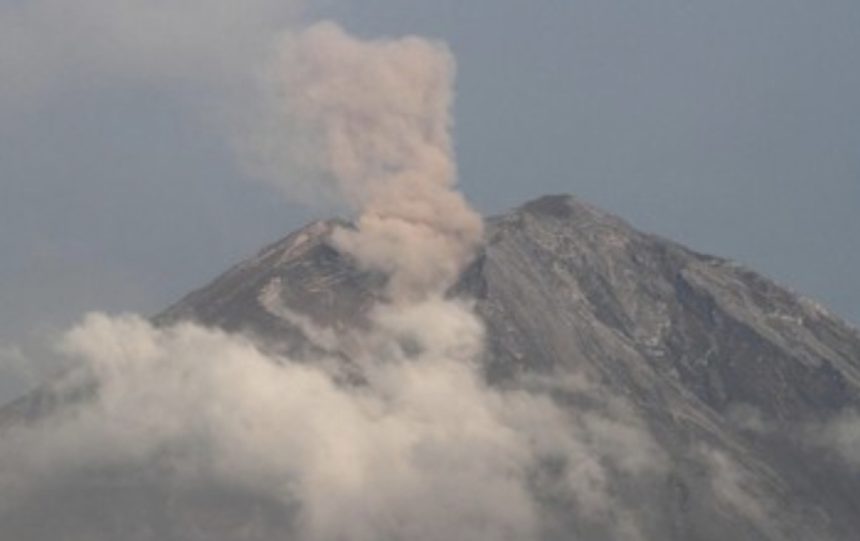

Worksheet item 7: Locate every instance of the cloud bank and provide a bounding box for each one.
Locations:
[0,306,665,540]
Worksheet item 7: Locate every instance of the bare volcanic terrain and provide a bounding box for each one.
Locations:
[3,194,860,541]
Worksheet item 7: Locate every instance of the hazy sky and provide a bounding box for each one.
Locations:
[1,0,858,401]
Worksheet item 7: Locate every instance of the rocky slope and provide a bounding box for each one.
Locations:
[3,194,860,540]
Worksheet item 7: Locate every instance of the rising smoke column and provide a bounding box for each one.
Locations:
[256,22,484,300]
[0,17,668,541]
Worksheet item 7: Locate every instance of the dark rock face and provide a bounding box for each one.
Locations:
[4,194,860,540]
[467,196,860,540]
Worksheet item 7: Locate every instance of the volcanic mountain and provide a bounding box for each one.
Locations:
[2,194,859,540]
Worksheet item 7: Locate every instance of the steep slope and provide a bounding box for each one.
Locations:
[3,194,859,540]
[466,196,860,539]
[157,194,860,540]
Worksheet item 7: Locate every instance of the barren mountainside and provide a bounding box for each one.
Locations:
[3,194,860,540]
[157,194,860,540]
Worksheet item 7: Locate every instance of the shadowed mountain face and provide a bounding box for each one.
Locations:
[3,195,860,540]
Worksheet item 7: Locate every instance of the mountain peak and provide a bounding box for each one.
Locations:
[158,194,860,417]
[4,193,860,540]
[520,193,610,221]
[152,193,860,539]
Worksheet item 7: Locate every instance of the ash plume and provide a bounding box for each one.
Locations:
[248,22,484,300]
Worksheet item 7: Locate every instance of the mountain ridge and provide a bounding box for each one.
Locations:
[151,193,860,539]
[2,193,859,541]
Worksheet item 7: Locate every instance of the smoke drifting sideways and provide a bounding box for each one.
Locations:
[0,0,301,111]
[0,18,664,541]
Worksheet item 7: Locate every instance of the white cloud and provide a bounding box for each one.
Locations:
[700,446,770,525]
[818,408,860,470]
[0,344,34,395]
[0,310,536,540]
[0,303,667,540]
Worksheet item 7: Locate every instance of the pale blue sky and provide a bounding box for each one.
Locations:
[1,0,858,400]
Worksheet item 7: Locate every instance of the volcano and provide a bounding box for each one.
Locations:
[2,194,859,541]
